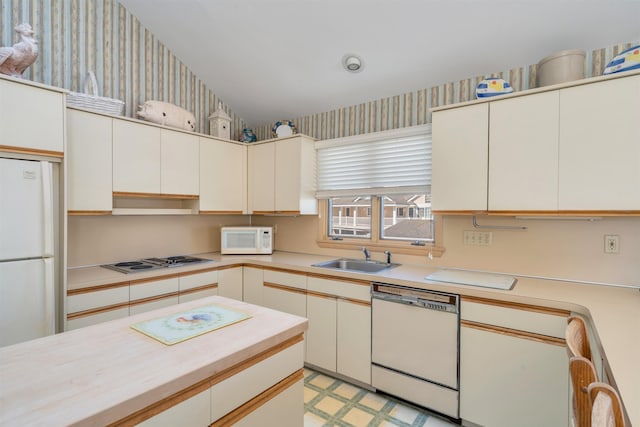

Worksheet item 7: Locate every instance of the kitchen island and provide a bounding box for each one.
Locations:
[0,296,308,426]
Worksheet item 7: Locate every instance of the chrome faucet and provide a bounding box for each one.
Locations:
[384,250,392,265]
[362,247,371,261]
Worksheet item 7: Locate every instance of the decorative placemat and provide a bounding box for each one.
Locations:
[131,304,251,345]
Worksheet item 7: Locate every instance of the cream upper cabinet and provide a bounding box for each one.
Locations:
[160,129,199,196]
[431,103,489,212]
[0,77,64,155]
[274,136,317,214]
[432,72,640,214]
[66,109,113,213]
[488,91,560,211]
[248,135,317,215]
[248,142,276,213]
[112,119,161,194]
[200,138,247,213]
[558,74,640,210]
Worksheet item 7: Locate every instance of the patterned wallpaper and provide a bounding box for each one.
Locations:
[1,2,636,142]
[1,0,247,138]
[253,41,639,141]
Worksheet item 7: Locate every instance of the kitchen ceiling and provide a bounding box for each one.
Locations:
[118,0,639,128]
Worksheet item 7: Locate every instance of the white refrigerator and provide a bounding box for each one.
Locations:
[0,158,56,347]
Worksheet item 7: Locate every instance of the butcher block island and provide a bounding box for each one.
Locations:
[0,296,308,426]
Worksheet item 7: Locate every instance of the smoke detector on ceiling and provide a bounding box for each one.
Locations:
[343,54,364,73]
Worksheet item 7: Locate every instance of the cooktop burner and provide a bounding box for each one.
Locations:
[101,255,214,274]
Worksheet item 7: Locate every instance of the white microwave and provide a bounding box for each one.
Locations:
[221,226,273,255]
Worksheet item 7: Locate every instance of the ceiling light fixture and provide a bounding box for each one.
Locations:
[342,54,364,73]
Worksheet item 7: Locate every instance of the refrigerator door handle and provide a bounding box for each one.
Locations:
[40,162,54,257]
[43,257,55,335]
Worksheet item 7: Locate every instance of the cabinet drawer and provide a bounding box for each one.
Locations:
[263,270,306,290]
[130,295,179,315]
[179,270,218,291]
[66,307,129,330]
[67,286,129,313]
[179,288,218,303]
[307,276,369,302]
[211,340,304,422]
[461,299,567,338]
[130,277,179,301]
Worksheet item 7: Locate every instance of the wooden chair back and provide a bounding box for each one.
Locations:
[567,315,592,360]
[570,356,598,427]
[588,382,625,427]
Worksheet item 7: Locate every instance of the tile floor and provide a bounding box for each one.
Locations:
[304,369,458,427]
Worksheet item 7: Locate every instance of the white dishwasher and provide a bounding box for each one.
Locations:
[371,282,460,419]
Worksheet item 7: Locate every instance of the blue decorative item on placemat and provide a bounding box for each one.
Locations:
[476,78,514,99]
[239,128,257,143]
[603,45,640,75]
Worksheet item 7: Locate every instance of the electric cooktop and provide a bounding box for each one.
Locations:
[101,255,214,274]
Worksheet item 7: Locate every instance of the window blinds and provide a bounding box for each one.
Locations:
[316,124,431,198]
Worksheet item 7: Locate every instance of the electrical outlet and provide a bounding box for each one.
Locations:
[464,230,492,246]
[604,235,619,254]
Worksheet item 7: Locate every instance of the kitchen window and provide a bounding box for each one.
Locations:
[316,125,443,256]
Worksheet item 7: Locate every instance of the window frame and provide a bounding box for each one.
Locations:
[317,198,445,257]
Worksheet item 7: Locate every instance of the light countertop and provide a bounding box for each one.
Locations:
[67,251,640,425]
[0,296,308,426]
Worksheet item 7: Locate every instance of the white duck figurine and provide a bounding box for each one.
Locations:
[0,23,39,78]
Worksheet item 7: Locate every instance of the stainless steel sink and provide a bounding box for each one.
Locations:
[312,258,399,273]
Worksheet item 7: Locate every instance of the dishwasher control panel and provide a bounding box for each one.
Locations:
[371,282,459,314]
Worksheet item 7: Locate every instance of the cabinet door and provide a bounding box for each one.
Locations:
[218,267,243,300]
[431,104,489,211]
[559,75,640,210]
[337,299,371,384]
[248,143,275,213]
[66,109,113,212]
[262,285,306,318]
[112,119,161,193]
[160,129,199,196]
[66,307,129,331]
[0,79,64,154]
[242,267,264,305]
[489,91,559,211]
[306,294,337,371]
[230,379,303,427]
[460,325,569,427]
[274,137,318,214]
[200,138,247,213]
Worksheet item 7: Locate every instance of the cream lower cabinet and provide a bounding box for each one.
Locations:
[199,138,247,214]
[137,389,211,427]
[66,284,130,331]
[306,276,371,384]
[248,135,317,215]
[242,267,264,305]
[66,108,113,213]
[139,338,304,427]
[178,269,218,303]
[129,276,180,315]
[0,76,64,155]
[218,267,243,300]
[261,270,307,318]
[459,299,569,427]
[306,293,337,371]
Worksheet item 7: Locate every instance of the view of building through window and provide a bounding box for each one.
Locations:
[328,194,434,242]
